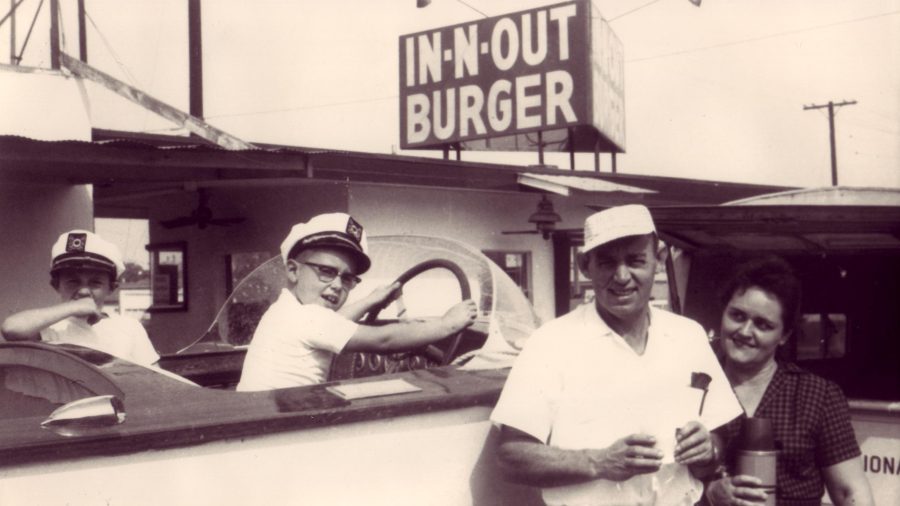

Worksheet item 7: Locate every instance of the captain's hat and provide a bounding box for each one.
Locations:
[280,213,371,274]
[50,230,125,278]
[582,204,656,254]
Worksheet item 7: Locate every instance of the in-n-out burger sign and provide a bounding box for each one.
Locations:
[399,0,624,152]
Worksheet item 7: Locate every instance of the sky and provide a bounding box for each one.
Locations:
[95,217,149,268]
[3,0,899,191]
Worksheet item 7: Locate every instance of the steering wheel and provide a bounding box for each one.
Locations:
[364,258,471,366]
[328,258,472,381]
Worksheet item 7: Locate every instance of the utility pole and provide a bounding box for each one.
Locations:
[77,0,86,62]
[803,100,857,186]
[49,0,59,69]
[188,0,203,120]
[9,0,16,64]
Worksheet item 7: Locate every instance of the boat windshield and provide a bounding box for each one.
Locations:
[179,235,540,367]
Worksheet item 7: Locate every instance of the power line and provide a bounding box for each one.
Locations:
[628,9,900,63]
[609,0,664,22]
[857,105,900,124]
[206,95,398,120]
[842,120,900,137]
[455,0,487,18]
[14,0,45,65]
[852,151,900,162]
[0,0,28,30]
[179,6,899,124]
[84,11,142,88]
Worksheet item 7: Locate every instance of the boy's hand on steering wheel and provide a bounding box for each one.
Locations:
[368,282,402,306]
[442,299,477,333]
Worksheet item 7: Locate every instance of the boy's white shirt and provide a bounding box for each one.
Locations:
[236,288,358,391]
[41,314,159,366]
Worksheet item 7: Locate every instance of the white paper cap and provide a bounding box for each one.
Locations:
[583,204,656,254]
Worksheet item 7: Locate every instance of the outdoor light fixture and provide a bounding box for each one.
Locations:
[528,195,562,240]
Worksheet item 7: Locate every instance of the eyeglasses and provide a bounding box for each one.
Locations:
[296,261,361,289]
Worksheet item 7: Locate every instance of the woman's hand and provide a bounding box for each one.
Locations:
[705,475,768,505]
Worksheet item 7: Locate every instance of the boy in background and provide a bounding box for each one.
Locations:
[1,230,159,366]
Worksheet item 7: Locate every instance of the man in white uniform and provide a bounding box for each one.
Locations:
[1,230,159,366]
[237,212,477,391]
[491,204,742,506]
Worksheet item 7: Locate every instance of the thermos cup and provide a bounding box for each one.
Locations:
[736,417,778,506]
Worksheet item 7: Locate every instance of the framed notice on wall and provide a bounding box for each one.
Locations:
[146,242,187,312]
[483,250,532,301]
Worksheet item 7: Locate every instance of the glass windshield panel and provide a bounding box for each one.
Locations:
[182,236,540,357]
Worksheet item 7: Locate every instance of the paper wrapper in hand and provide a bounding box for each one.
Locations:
[638,385,703,463]
[637,386,706,463]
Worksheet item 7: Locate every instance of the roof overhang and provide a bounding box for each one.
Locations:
[517,173,656,197]
[650,204,900,253]
[0,133,791,206]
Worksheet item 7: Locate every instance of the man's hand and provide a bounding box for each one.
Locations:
[590,434,663,481]
[705,475,767,505]
[496,427,661,488]
[441,299,477,333]
[674,421,714,466]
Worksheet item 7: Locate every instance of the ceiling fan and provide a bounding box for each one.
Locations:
[160,189,246,229]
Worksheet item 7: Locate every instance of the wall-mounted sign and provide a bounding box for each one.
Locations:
[852,418,900,506]
[146,242,188,312]
[399,0,624,153]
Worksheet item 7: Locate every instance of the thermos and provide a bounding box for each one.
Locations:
[735,417,778,506]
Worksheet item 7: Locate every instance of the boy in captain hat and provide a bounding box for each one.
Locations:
[237,212,477,391]
[1,230,160,366]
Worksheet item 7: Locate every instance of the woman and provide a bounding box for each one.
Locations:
[706,257,873,506]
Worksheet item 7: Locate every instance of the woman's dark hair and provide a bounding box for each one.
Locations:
[719,255,803,336]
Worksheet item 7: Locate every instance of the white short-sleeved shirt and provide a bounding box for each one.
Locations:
[236,289,359,391]
[491,304,742,506]
[41,314,159,366]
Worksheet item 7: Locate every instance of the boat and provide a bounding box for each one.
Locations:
[0,236,544,505]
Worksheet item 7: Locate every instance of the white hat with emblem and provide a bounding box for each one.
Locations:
[280,212,371,274]
[50,230,126,278]
[582,204,656,254]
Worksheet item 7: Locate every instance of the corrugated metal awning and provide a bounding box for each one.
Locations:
[0,133,792,206]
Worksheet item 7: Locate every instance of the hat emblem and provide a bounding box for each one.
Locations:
[345,217,363,243]
[66,233,87,253]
